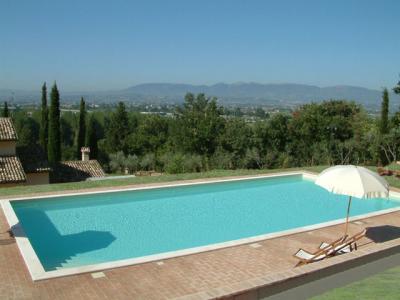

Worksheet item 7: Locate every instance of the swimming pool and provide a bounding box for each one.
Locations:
[3,172,400,280]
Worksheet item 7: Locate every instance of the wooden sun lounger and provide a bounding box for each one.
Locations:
[293,248,329,266]
[340,229,366,251]
[293,235,347,266]
[319,241,351,254]
[294,229,366,266]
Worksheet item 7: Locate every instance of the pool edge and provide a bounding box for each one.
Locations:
[2,170,308,202]
[2,171,400,281]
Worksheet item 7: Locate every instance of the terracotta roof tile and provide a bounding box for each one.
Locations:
[0,118,18,141]
[62,160,105,177]
[53,160,105,183]
[0,156,26,184]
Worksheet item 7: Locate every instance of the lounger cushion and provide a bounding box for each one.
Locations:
[294,249,326,261]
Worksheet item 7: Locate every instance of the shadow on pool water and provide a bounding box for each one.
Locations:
[12,209,116,271]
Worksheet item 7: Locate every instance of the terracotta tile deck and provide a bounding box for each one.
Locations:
[1,177,400,299]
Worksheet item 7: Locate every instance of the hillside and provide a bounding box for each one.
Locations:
[1,83,399,110]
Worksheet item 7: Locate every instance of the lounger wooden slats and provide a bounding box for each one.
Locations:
[294,229,366,266]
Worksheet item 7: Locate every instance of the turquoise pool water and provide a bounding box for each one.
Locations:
[11,175,400,271]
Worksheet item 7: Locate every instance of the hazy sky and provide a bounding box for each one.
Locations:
[1,0,399,91]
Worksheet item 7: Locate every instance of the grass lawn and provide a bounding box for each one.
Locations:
[311,265,400,300]
[1,165,399,198]
[0,166,329,198]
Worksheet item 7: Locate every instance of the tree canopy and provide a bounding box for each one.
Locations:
[2,101,9,117]
[39,82,48,155]
[106,101,130,153]
[171,93,224,158]
[12,77,400,175]
[76,97,86,158]
[86,114,98,159]
[48,83,61,163]
[380,88,389,135]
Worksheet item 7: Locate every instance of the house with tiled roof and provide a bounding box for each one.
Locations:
[0,156,26,186]
[52,147,105,183]
[0,117,50,186]
[0,117,105,186]
[0,118,27,186]
[0,117,18,155]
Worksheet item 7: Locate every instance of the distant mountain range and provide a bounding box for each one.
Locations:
[1,83,399,110]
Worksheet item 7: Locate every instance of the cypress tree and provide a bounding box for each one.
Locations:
[76,97,86,159]
[48,83,61,163]
[106,102,129,153]
[380,88,389,135]
[86,114,98,159]
[2,101,9,117]
[39,82,49,155]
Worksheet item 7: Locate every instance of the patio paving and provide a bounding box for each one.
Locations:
[0,180,400,299]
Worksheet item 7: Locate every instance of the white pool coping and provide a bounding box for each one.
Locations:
[2,171,400,281]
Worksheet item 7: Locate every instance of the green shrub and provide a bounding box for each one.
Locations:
[140,153,156,170]
[183,154,203,172]
[164,153,185,174]
[125,154,139,173]
[264,152,279,169]
[243,148,263,169]
[109,151,125,173]
[211,149,234,169]
[278,152,294,168]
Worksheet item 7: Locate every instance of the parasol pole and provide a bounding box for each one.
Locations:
[344,196,352,236]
